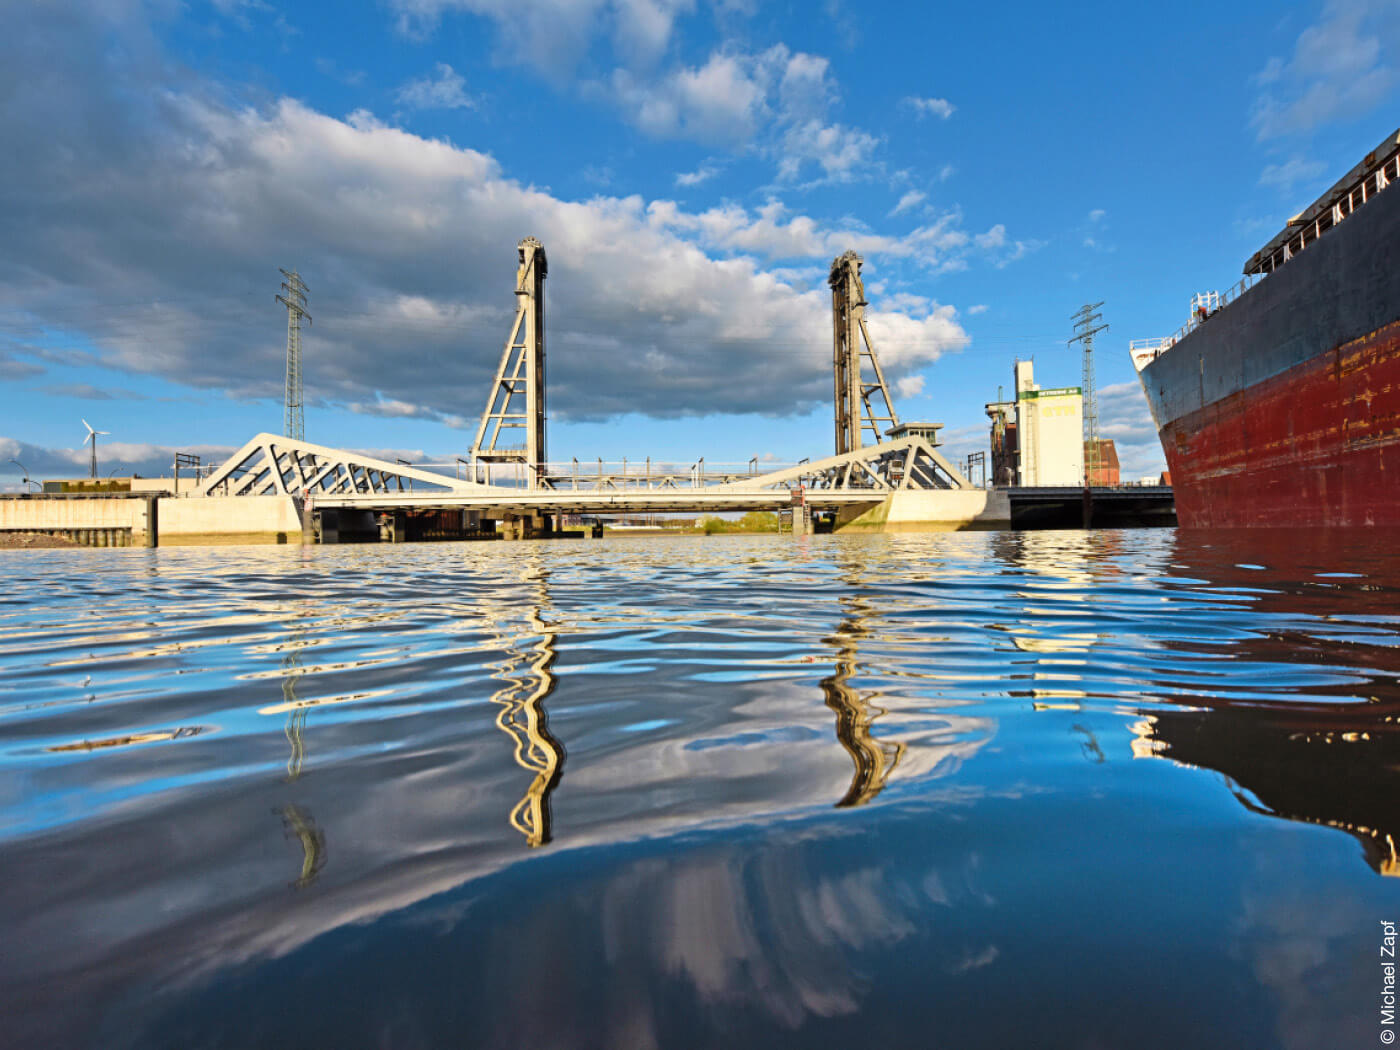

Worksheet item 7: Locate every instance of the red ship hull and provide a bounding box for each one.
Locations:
[1160,320,1400,528]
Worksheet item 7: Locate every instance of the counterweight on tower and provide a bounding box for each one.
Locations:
[277,269,311,441]
[829,251,899,455]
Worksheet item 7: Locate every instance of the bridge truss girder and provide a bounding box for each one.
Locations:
[198,433,481,497]
[721,435,971,494]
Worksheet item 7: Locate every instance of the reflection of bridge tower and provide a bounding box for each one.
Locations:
[821,594,905,807]
[281,617,308,781]
[470,237,548,489]
[830,251,899,456]
[488,571,564,847]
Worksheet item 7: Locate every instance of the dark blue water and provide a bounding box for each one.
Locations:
[2,529,1397,1048]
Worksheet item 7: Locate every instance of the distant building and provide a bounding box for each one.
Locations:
[1084,439,1120,486]
[985,360,1085,487]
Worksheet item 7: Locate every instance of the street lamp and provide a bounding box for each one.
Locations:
[8,458,39,492]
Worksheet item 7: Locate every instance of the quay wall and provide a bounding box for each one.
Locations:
[836,490,1012,532]
[1,495,302,546]
[158,496,302,544]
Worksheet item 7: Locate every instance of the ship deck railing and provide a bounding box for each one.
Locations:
[1130,272,1262,367]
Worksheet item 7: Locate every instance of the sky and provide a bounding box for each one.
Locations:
[2,0,1399,487]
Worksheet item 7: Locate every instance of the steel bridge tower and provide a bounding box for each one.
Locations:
[276,268,311,442]
[471,238,548,488]
[830,251,899,456]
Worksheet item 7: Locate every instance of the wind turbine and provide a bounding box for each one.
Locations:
[82,419,109,480]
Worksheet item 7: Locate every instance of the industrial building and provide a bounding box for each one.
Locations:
[985,360,1087,487]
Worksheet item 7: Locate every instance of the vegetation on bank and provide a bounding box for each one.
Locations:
[699,512,779,534]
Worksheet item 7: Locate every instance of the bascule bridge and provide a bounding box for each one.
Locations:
[195,238,1005,541]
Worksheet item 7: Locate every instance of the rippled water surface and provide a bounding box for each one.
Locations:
[3,529,1399,1049]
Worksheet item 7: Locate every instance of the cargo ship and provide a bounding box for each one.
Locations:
[1131,127,1400,528]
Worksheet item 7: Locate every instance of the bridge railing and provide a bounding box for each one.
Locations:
[416,458,807,491]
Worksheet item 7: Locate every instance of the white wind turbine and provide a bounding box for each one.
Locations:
[82,419,110,480]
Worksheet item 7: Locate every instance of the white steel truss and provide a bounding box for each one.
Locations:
[198,434,483,497]
[719,435,971,494]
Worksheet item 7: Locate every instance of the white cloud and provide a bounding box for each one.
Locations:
[1251,0,1400,139]
[776,119,879,181]
[605,43,881,182]
[0,436,237,481]
[903,96,954,119]
[1088,208,1106,223]
[1097,381,1166,477]
[972,224,1044,268]
[888,190,926,217]
[967,304,988,315]
[895,374,925,399]
[396,62,476,110]
[1,83,968,426]
[675,162,720,186]
[389,0,695,71]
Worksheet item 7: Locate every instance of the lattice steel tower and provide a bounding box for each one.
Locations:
[277,268,311,441]
[829,251,899,455]
[1069,301,1108,487]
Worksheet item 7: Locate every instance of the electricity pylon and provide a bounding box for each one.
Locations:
[1069,302,1107,487]
[277,269,311,441]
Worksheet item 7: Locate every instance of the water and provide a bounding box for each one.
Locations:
[2,529,1397,1049]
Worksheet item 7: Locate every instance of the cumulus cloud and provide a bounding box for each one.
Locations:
[396,63,476,110]
[0,5,995,431]
[903,96,955,119]
[894,374,924,399]
[0,437,237,482]
[1097,381,1166,478]
[606,43,879,182]
[390,0,695,71]
[1251,0,1400,139]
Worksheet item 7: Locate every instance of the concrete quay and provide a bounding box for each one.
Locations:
[0,486,1174,549]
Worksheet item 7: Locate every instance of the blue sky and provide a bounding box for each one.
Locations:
[2,0,1398,485]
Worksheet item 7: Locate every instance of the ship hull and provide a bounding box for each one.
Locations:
[1158,320,1400,528]
[1138,158,1400,529]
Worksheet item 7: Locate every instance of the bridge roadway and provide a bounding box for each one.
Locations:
[307,484,883,515]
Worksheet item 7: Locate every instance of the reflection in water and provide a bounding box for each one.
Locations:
[276,803,326,889]
[281,622,308,781]
[1137,703,1400,876]
[820,594,905,808]
[488,571,564,847]
[2,531,1399,1048]
[1131,530,1400,878]
[46,726,206,752]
